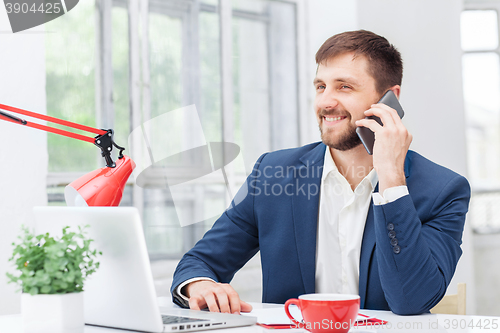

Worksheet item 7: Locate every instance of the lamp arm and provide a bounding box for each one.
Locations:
[0,103,123,168]
[0,109,27,125]
[0,103,106,135]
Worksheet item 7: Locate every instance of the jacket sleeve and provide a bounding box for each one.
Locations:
[374,175,471,315]
[170,154,266,307]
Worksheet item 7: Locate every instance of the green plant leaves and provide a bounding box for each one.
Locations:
[6,225,102,295]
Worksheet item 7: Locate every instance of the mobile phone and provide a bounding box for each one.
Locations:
[356,90,405,155]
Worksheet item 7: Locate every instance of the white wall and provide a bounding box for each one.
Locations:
[302,0,474,313]
[357,0,468,176]
[0,8,48,314]
[301,0,359,144]
[356,0,474,314]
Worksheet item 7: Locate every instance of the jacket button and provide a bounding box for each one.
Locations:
[390,238,398,246]
[393,245,401,254]
[387,223,395,231]
[388,231,396,239]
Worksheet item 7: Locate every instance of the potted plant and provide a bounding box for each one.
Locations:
[6,225,101,333]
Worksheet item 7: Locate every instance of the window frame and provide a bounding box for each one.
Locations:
[462,1,500,233]
[47,0,308,258]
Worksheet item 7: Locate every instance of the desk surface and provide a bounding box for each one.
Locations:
[1,300,499,332]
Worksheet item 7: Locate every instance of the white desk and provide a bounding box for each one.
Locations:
[349,309,500,332]
[1,300,499,332]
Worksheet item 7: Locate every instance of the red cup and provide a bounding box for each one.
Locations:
[284,294,360,333]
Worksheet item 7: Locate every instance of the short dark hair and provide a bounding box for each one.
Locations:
[315,30,403,94]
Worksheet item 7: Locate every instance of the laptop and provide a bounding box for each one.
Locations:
[34,206,257,332]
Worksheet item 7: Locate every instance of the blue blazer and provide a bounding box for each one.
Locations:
[171,142,470,315]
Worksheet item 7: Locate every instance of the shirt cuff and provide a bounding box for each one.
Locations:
[372,186,409,205]
[175,277,217,304]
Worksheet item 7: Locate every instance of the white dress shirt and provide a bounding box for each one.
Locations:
[315,147,408,295]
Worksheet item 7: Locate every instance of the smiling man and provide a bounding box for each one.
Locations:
[171,30,470,315]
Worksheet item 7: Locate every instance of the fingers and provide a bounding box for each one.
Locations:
[222,284,242,314]
[240,300,253,313]
[371,102,401,121]
[365,103,398,127]
[206,291,224,313]
[355,102,404,133]
[355,117,381,133]
[214,285,231,313]
[188,295,205,311]
[187,281,246,314]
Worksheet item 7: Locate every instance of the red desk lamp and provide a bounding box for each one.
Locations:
[0,103,135,206]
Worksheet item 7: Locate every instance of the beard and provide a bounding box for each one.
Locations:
[318,110,362,151]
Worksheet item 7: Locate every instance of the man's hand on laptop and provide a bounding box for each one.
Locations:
[185,280,253,314]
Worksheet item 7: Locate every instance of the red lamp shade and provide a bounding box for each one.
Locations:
[65,155,136,206]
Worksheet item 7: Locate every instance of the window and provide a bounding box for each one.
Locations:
[461,6,500,232]
[46,0,301,258]
[45,0,97,205]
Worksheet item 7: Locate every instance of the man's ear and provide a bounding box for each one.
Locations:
[389,85,401,99]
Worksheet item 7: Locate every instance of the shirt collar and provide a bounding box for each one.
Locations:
[322,147,379,191]
[322,146,337,182]
[365,167,379,191]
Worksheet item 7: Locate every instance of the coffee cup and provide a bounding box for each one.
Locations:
[284,294,360,333]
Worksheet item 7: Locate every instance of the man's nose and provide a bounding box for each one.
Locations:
[316,89,339,110]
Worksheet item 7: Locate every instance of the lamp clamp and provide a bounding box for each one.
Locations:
[94,129,126,168]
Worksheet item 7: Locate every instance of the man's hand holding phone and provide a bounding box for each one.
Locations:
[356,90,405,155]
[186,280,253,314]
[355,90,412,194]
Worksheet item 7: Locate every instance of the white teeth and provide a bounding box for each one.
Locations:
[325,116,342,122]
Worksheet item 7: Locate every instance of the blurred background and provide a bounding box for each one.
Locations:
[0,0,499,316]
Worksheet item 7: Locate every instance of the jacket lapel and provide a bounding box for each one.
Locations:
[358,152,412,308]
[359,201,376,309]
[292,143,326,294]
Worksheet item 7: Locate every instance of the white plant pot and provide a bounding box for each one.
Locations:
[21,292,84,333]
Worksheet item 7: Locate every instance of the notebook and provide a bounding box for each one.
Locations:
[33,206,256,332]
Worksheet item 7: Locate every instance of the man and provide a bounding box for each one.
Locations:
[170,30,470,315]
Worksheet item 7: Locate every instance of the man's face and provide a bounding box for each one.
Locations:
[314,52,381,151]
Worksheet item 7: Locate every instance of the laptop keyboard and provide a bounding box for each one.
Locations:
[162,315,207,325]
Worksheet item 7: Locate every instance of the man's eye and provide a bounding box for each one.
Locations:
[316,85,326,90]
[341,85,351,89]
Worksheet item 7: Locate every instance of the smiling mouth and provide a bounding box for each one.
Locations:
[323,116,346,122]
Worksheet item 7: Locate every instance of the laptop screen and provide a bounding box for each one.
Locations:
[34,206,165,332]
